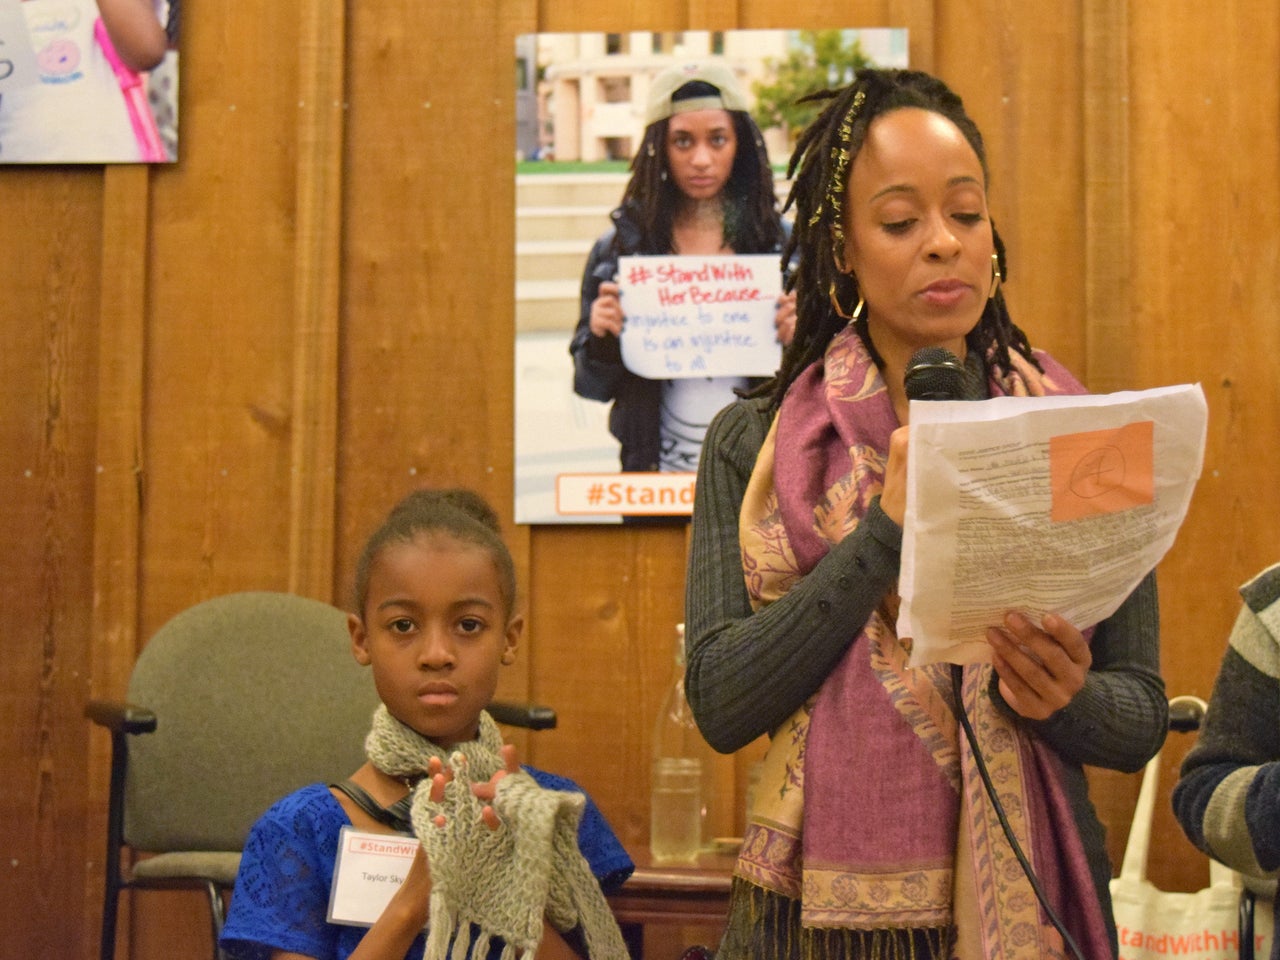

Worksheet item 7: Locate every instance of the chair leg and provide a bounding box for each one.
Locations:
[99,879,120,960]
[619,920,643,959]
[203,881,229,960]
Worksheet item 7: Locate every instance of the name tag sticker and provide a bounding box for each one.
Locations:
[327,827,422,928]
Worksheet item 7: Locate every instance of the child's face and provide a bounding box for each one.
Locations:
[348,532,521,749]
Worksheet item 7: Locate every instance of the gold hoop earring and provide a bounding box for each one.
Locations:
[832,247,848,276]
[829,281,865,321]
[989,253,1002,300]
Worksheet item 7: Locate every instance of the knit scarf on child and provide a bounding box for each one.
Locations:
[364,705,628,960]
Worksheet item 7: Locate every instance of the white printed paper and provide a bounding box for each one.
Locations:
[617,254,782,379]
[898,383,1208,666]
[327,827,422,928]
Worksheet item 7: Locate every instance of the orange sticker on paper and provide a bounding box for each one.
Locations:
[1049,421,1154,522]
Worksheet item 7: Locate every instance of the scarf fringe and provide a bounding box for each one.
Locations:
[423,894,455,960]
[447,922,472,960]
[467,931,491,960]
[424,915,522,960]
[722,876,953,960]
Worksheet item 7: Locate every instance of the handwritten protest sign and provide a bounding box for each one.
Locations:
[617,254,783,379]
[0,0,40,96]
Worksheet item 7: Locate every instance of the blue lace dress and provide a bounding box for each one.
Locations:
[221,769,634,960]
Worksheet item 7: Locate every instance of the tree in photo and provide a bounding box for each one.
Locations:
[750,31,875,151]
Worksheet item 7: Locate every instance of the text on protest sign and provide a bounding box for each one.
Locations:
[617,254,782,379]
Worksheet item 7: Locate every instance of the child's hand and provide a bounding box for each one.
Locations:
[396,844,432,912]
[471,744,521,828]
[425,760,449,828]
[359,842,431,952]
[428,744,520,831]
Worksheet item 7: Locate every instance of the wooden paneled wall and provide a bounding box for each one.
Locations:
[2,2,1277,957]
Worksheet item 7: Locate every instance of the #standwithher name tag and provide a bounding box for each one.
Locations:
[327,827,424,928]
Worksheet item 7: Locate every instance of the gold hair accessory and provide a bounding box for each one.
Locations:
[989,252,1002,299]
[825,88,866,255]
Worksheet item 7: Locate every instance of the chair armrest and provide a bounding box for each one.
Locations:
[1168,694,1207,734]
[85,700,158,735]
[86,699,158,910]
[488,700,557,731]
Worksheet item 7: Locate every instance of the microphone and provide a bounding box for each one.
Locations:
[903,347,971,402]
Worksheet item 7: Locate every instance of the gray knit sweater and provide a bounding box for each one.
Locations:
[684,392,1167,948]
[1173,562,1280,960]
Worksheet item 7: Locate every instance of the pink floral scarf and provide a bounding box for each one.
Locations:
[726,325,1110,959]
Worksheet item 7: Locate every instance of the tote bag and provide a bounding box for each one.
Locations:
[1111,695,1253,960]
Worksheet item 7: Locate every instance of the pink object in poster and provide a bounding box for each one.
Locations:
[92,17,166,162]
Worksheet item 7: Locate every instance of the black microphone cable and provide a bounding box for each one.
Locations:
[950,664,1087,960]
[904,346,1086,959]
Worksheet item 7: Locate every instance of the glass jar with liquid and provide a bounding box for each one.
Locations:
[650,623,716,863]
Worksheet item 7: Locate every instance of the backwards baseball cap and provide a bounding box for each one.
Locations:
[644,60,749,126]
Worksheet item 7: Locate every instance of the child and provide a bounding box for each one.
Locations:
[220,488,633,960]
[0,0,169,162]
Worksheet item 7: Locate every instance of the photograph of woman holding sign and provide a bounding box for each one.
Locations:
[569,59,795,478]
[685,68,1165,958]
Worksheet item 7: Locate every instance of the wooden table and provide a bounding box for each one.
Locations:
[607,848,737,959]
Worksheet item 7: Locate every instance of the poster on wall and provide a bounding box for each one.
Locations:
[513,27,908,524]
[0,0,179,163]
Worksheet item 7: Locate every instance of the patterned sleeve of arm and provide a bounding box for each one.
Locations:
[1173,578,1280,877]
[570,233,625,402]
[684,398,902,754]
[1023,571,1167,773]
